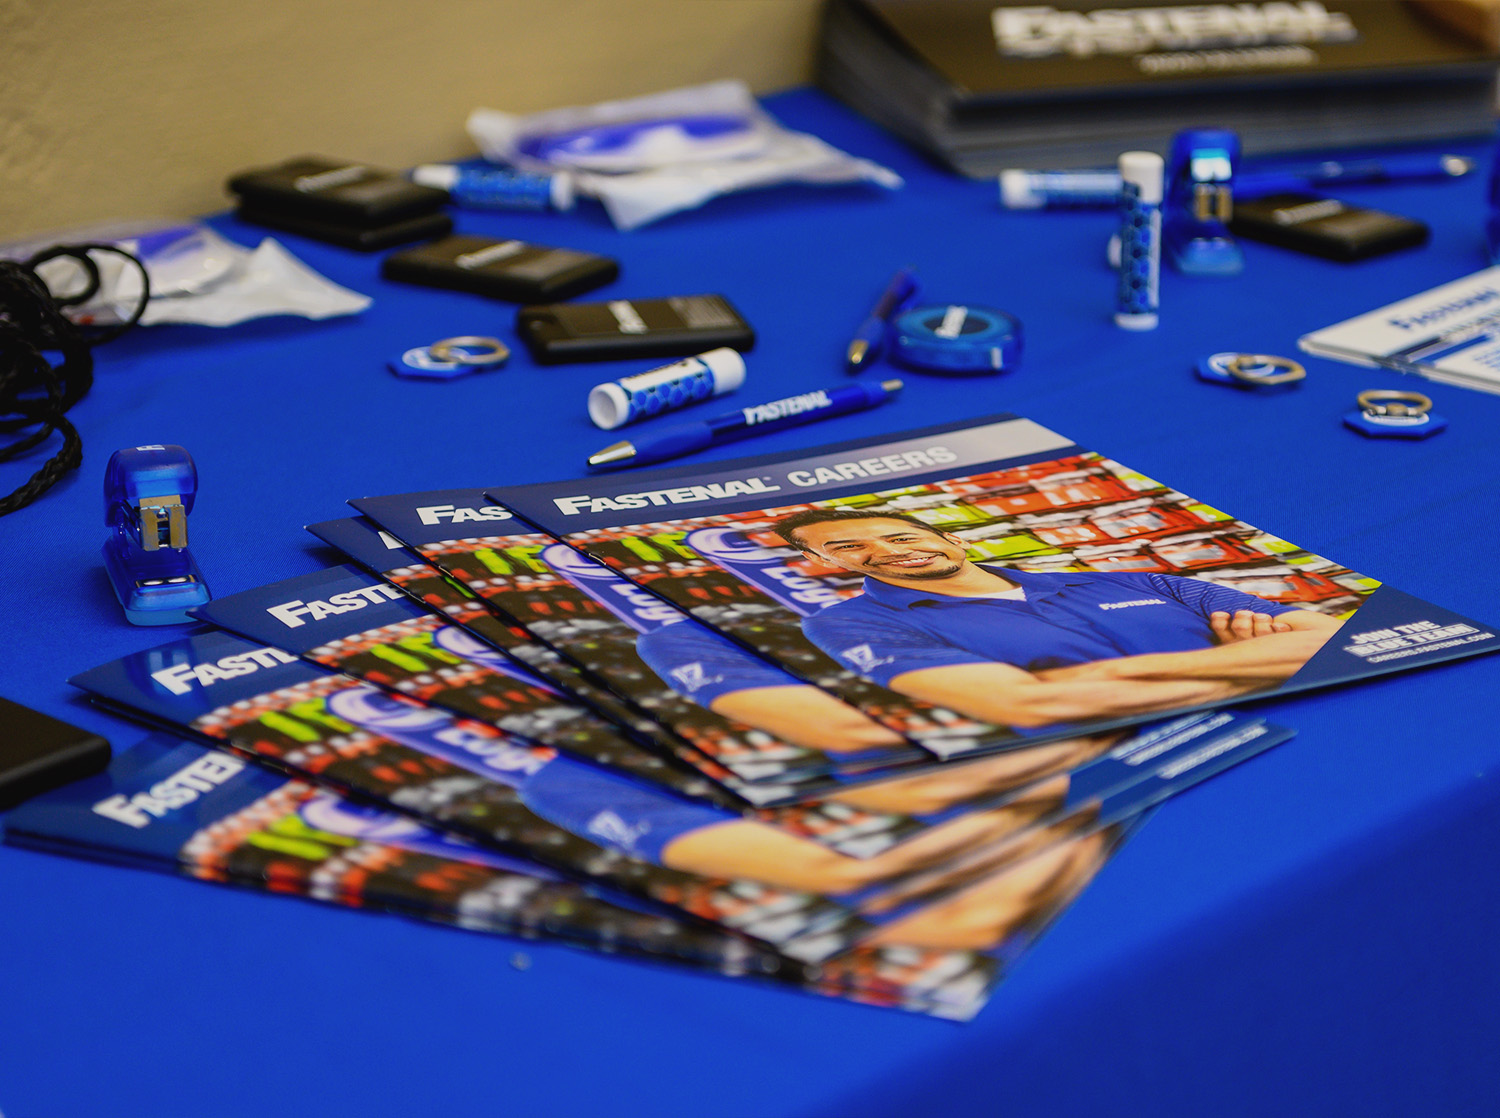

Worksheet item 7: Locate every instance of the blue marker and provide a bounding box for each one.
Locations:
[1115,151,1163,332]
[411,163,575,211]
[586,380,903,470]
[998,169,1121,209]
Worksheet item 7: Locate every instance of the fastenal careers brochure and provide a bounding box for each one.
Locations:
[492,413,1497,749]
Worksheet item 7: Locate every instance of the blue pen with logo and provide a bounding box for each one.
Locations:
[587,379,903,469]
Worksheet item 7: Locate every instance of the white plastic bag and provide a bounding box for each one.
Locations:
[467,81,901,230]
[3,220,371,327]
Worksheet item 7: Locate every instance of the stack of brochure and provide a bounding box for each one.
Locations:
[18,414,1495,1019]
[817,0,1499,176]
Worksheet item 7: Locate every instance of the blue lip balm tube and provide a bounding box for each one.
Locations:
[1114,151,1164,331]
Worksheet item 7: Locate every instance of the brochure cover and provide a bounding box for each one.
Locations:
[1,733,1000,1019]
[494,414,1498,754]
[68,630,1284,962]
[1298,265,1500,396]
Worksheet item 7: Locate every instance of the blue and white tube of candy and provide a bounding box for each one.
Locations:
[587,348,746,431]
[1114,151,1163,331]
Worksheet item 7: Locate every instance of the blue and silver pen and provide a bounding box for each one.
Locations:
[1003,153,1475,208]
[587,379,903,469]
[846,268,917,372]
[1237,153,1475,199]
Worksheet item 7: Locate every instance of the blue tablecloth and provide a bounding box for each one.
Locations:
[3,89,1500,1118]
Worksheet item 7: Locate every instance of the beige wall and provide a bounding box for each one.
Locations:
[0,0,822,239]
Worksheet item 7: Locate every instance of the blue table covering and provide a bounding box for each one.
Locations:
[3,88,1500,1117]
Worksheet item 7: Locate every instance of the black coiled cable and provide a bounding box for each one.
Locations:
[0,243,149,516]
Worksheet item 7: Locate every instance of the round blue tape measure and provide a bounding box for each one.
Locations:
[888,304,1023,376]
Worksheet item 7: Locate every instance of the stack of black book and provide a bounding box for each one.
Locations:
[817,0,1500,177]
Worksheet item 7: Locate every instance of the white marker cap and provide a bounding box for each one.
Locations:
[1113,311,1159,331]
[411,163,459,191]
[1117,151,1164,205]
[998,170,1043,210]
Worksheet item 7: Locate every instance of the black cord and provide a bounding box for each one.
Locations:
[0,243,150,517]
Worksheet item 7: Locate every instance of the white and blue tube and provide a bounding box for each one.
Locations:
[412,163,575,211]
[1114,151,1163,331]
[999,168,1121,209]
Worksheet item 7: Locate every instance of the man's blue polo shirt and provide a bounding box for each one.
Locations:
[522,752,738,865]
[635,620,800,707]
[801,566,1298,686]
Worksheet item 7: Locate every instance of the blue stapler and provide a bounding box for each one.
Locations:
[1165,128,1245,276]
[102,444,210,625]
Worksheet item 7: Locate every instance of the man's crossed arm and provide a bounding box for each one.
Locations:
[888,609,1343,729]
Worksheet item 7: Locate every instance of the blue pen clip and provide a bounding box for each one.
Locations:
[102,444,210,625]
[1165,128,1244,277]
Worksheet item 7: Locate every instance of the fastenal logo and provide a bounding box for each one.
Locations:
[743,391,830,426]
[841,643,894,674]
[669,662,724,694]
[93,753,246,828]
[992,3,1355,58]
[552,476,781,515]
